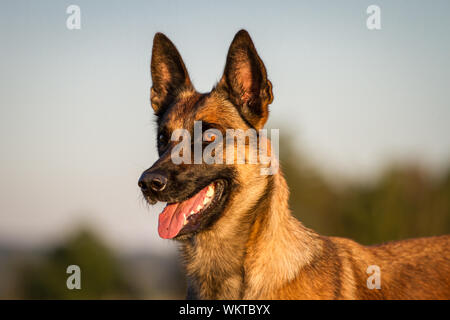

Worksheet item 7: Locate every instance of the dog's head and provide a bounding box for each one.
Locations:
[139,30,274,240]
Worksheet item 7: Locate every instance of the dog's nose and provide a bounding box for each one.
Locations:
[138,173,168,192]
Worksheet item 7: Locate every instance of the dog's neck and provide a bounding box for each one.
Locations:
[180,171,321,299]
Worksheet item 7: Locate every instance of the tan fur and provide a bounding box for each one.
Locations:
[181,165,450,299]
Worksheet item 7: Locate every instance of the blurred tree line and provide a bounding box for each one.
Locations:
[16,229,137,299]
[280,138,450,245]
[11,227,185,299]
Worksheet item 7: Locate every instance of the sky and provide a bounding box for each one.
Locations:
[0,0,449,253]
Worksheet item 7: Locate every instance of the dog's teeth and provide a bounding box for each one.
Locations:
[203,197,210,205]
[196,205,203,212]
[206,185,214,197]
[189,210,195,216]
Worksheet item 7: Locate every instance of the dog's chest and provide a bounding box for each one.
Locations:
[182,238,248,299]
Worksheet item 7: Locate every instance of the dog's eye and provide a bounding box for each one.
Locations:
[158,134,168,145]
[203,131,216,143]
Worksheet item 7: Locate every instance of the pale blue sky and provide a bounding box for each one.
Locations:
[0,1,449,252]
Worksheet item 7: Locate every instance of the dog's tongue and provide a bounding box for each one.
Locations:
[158,187,208,239]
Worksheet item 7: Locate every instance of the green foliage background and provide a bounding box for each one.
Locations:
[16,230,136,299]
[281,138,450,245]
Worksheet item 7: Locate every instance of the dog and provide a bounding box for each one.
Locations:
[138,29,450,299]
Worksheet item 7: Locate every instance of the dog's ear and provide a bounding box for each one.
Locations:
[218,30,273,129]
[151,33,193,115]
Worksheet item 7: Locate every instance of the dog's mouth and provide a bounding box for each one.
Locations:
[157,180,226,239]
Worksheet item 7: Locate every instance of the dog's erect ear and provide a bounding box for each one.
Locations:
[151,33,193,115]
[218,30,273,129]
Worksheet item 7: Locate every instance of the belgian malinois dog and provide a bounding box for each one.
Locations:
[139,30,450,299]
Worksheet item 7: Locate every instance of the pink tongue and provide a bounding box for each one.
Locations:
[158,187,208,239]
